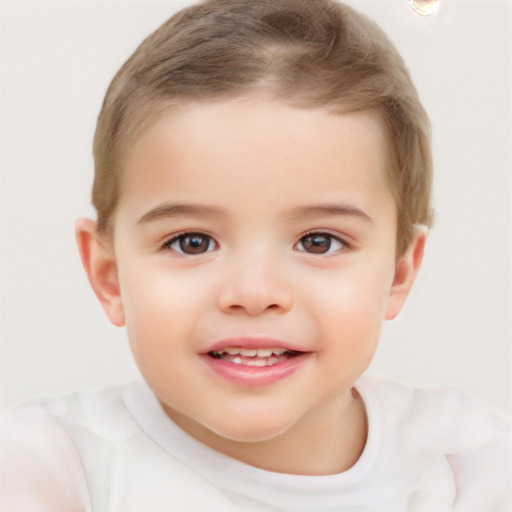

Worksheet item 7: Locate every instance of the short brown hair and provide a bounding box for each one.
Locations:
[93,0,433,253]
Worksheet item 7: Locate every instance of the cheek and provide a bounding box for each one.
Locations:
[121,282,198,388]
[305,265,393,347]
[310,262,393,312]
[119,263,215,349]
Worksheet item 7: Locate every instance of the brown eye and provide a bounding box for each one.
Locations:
[297,233,344,254]
[165,233,216,255]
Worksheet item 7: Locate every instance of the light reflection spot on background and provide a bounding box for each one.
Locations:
[409,0,439,16]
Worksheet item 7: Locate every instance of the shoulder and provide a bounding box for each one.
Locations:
[359,375,511,445]
[35,382,138,435]
[0,404,91,511]
[359,375,512,510]
[0,383,137,512]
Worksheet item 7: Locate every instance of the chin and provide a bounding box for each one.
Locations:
[207,414,296,444]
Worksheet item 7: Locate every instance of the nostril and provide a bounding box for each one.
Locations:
[227,304,245,311]
[228,303,281,313]
[217,277,294,315]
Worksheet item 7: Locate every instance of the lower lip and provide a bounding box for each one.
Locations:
[202,353,309,387]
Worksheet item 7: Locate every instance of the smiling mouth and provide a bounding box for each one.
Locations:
[208,347,303,367]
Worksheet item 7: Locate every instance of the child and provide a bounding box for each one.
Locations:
[1,0,510,510]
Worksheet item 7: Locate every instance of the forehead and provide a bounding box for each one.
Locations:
[118,99,393,221]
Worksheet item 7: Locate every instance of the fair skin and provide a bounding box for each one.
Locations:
[76,98,425,476]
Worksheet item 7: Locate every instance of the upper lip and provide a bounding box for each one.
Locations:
[204,335,307,354]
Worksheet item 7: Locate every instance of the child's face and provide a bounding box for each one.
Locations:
[81,99,423,445]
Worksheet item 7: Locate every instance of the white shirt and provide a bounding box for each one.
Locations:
[1,376,511,511]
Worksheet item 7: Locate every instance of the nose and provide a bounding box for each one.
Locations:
[217,251,294,316]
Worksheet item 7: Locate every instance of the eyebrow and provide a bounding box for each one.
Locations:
[137,202,225,224]
[284,203,373,222]
[137,201,372,225]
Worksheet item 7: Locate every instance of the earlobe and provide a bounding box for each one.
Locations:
[75,218,125,327]
[385,226,427,321]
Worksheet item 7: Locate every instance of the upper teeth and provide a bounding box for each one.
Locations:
[211,347,288,357]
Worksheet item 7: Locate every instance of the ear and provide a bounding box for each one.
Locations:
[75,218,125,327]
[385,226,428,321]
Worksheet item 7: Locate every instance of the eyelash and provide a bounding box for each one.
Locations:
[162,231,349,256]
[294,231,349,255]
[162,232,218,255]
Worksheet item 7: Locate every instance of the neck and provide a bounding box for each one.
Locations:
[165,388,368,476]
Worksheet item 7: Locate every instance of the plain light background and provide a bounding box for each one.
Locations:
[1,0,511,413]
